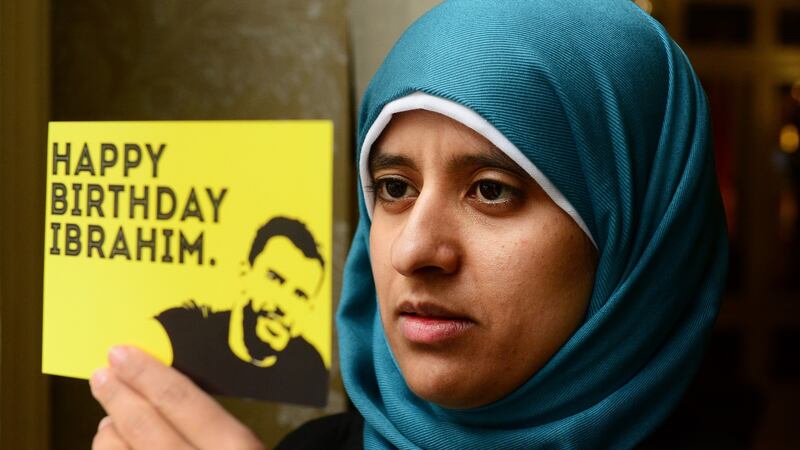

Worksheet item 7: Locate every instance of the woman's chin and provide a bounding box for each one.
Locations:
[408,382,492,410]
[400,358,498,409]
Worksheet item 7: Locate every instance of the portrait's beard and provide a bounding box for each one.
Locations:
[242,300,280,360]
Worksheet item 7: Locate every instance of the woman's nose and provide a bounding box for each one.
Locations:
[390,189,461,277]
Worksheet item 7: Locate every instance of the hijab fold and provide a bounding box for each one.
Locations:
[337,1,728,448]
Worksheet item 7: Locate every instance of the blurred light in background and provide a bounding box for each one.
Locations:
[633,0,653,14]
[780,124,799,154]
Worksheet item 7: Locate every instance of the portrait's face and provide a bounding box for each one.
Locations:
[237,236,322,354]
[368,110,598,409]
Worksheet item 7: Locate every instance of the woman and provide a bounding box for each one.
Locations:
[90,1,728,448]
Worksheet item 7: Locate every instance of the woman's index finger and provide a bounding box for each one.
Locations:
[89,368,190,450]
[107,345,263,450]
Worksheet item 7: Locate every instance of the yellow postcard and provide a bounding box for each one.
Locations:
[42,121,333,407]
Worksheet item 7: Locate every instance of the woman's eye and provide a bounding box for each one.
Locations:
[375,177,418,201]
[472,180,519,203]
[385,180,408,198]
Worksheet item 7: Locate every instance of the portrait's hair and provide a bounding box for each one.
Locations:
[248,216,325,269]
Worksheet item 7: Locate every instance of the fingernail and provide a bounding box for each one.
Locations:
[109,346,129,367]
[98,416,113,430]
[90,368,109,389]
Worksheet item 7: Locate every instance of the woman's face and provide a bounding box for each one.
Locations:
[369,109,597,409]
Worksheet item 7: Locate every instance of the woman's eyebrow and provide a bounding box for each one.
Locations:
[369,148,418,174]
[447,146,528,178]
[369,145,528,178]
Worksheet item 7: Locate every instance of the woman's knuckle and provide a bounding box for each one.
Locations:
[92,426,119,450]
[123,410,155,441]
[91,432,103,450]
[157,378,191,406]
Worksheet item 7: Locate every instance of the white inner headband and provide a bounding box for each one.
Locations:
[359,91,597,248]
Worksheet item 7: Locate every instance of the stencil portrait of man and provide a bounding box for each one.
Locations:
[155,216,328,407]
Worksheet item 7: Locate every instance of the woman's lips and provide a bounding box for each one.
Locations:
[397,301,476,344]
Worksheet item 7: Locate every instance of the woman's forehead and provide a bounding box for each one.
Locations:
[368,121,528,181]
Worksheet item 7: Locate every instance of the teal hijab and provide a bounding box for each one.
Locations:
[337,1,728,448]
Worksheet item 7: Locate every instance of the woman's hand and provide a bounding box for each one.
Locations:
[90,345,265,450]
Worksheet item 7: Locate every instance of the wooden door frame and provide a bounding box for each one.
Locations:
[0,0,51,448]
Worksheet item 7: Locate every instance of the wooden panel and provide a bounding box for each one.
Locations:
[0,0,51,449]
